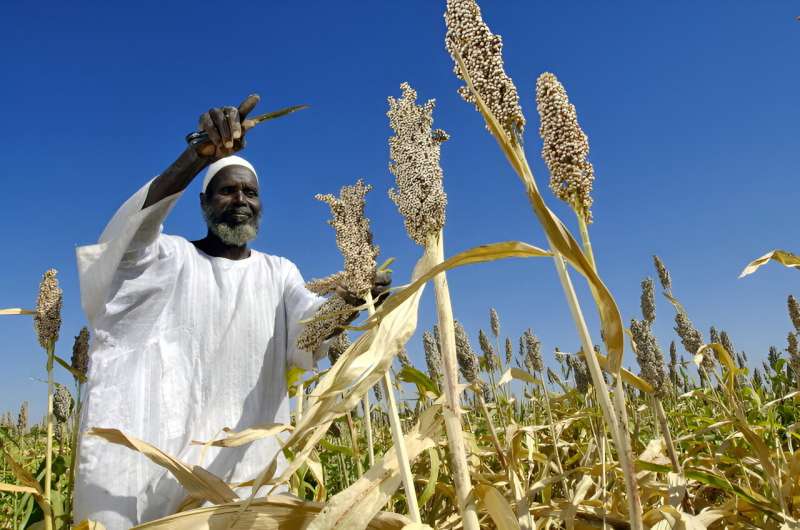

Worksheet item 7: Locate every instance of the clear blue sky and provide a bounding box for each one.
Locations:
[2,1,798,421]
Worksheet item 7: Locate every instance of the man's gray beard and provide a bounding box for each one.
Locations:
[201,204,261,247]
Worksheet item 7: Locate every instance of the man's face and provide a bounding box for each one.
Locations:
[200,165,262,247]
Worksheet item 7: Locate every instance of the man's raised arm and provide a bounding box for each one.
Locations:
[142,94,260,209]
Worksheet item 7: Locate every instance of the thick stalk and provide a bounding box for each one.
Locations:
[654,399,682,474]
[44,345,54,530]
[550,253,643,529]
[365,291,421,522]
[426,231,480,530]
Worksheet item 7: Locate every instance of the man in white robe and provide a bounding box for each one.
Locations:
[73,95,386,529]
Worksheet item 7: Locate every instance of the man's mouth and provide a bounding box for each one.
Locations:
[226,210,252,222]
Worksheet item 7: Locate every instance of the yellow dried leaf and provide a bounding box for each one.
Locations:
[191,423,292,448]
[88,427,237,504]
[474,484,522,530]
[306,405,443,530]
[739,249,800,278]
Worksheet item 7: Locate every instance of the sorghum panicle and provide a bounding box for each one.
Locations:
[787,332,799,379]
[752,367,763,388]
[640,278,656,324]
[423,330,444,386]
[297,296,355,354]
[709,326,720,345]
[674,312,703,355]
[387,82,448,246]
[34,268,63,350]
[53,383,73,424]
[444,0,525,140]
[397,346,412,368]
[71,327,90,378]
[478,329,498,371]
[768,346,781,371]
[536,72,595,222]
[669,340,678,385]
[567,353,590,394]
[306,271,347,296]
[788,295,800,334]
[17,402,28,434]
[327,332,351,365]
[454,320,479,384]
[630,319,668,398]
[315,180,379,296]
[504,337,513,365]
[720,331,735,357]
[652,255,672,292]
[522,328,543,373]
[489,308,500,338]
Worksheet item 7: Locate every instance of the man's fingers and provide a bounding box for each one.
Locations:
[238,94,260,119]
[211,108,232,148]
[225,106,242,141]
[375,270,392,286]
[199,112,223,148]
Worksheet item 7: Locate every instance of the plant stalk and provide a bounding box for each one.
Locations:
[654,399,682,474]
[44,344,54,530]
[426,231,480,530]
[550,252,643,530]
[365,291,422,523]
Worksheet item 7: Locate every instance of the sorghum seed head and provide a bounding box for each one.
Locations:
[720,331,735,357]
[327,331,351,365]
[652,256,672,291]
[53,383,73,424]
[504,337,513,365]
[788,295,800,333]
[709,326,720,345]
[444,0,525,140]
[315,180,379,296]
[372,381,383,402]
[674,312,703,355]
[768,346,781,371]
[423,330,443,385]
[34,269,63,350]
[17,402,28,434]
[522,328,543,373]
[788,333,800,382]
[752,367,763,388]
[297,296,355,354]
[630,319,668,398]
[536,72,595,222]
[71,327,90,378]
[478,329,498,371]
[567,353,590,394]
[640,278,656,324]
[306,271,347,296]
[397,346,412,368]
[387,82,448,246]
[454,320,479,383]
[489,308,500,338]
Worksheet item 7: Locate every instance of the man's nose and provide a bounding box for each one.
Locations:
[232,190,247,205]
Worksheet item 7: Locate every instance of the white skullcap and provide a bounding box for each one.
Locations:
[201,155,258,194]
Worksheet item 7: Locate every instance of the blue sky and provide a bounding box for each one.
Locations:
[2,1,798,420]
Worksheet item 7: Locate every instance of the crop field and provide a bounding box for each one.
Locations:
[2,1,799,529]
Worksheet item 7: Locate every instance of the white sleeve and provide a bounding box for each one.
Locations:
[282,260,330,371]
[75,178,182,324]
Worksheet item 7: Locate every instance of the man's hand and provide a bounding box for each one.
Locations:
[336,270,392,309]
[195,94,261,159]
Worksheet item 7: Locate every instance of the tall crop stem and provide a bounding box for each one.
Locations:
[426,231,480,530]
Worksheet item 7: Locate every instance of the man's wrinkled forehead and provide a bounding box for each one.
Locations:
[205,165,259,195]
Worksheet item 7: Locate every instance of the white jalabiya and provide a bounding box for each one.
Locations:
[74,179,327,529]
